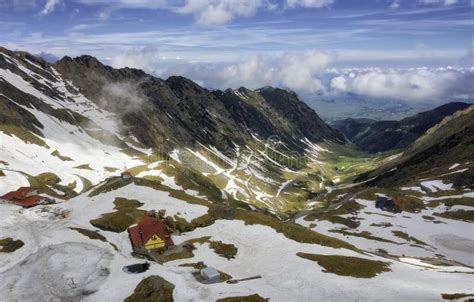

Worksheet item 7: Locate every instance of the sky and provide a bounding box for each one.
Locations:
[0,0,473,103]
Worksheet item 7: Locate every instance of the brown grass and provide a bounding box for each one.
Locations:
[357,188,425,213]
[51,150,73,161]
[0,237,24,253]
[441,293,474,300]
[124,275,174,302]
[90,198,146,232]
[217,294,269,302]
[209,241,238,260]
[434,210,474,222]
[297,253,391,278]
[73,164,93,170]
[391,231,428,246]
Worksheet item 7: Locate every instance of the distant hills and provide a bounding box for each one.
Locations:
[332,102,471,153]
[301,92,435,121]
[357,104,474,188]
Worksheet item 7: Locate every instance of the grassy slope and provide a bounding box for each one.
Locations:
[358,105,474,187]
[296,252,391,278]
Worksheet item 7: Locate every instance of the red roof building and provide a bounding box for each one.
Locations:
[0,187,47,208]
[15,195,45,208]
[1,187,37,201]
[121,171,132,179]
[128,216,173,253]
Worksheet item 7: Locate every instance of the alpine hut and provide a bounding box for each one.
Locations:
[128,216,174,254]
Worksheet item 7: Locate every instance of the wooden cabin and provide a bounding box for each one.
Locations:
[128,216,174,254]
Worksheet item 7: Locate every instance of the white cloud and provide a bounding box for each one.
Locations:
[40,0,60,15]
[187,50,334,91]
[73,0,333,25]
[76,0,168,19]
[110,47,165,72]
[458,42,474,67]
[329,68,473,102]
[419,0,458,6]
[110,48,334,92]
[0,0,38,11]
[99,81,147,113]
[109,46,473,101]
[176,0,265,26]
[76,0,167,9]
[286,0,333,8]
[329,76,346,90]
[390,0,401,9]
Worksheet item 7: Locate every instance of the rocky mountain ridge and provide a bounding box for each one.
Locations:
[53,52,344,155]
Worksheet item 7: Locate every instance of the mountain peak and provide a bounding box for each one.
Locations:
[256,85,297,95]
[56,54,105,70]
[165,75,202,88]
[71,55,104,67]
[165,75,210,100]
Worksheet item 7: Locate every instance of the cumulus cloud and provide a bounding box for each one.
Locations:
[110,48,334,92]
[110,47,169,73]
[40,0,60,15]
[165,0,335,25]
[176,0,265,25]
[108,46,473,102]
[329,68,473,102]
[286,0,334,8]
[76,0,268,25]
[173,50,334,91]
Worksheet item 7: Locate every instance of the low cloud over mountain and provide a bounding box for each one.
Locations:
[109,47,473,103]
[329,67,474,102]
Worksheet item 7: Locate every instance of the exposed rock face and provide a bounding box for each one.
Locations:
[1,47,344,158]
[257,86,345,144]
[52,53,345,154]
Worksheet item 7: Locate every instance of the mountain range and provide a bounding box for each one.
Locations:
[0,46,473,302]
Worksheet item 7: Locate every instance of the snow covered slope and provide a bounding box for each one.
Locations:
[1,182,473,301]
[0,48,149,195]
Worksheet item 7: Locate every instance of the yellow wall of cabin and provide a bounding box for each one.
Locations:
[145,234,165,250]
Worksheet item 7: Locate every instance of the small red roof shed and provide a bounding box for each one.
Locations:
[121,171,132,179]
[14,195,44,208]
[1,187,46,208]
[1,187,35,201]
[128,216,173,251]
